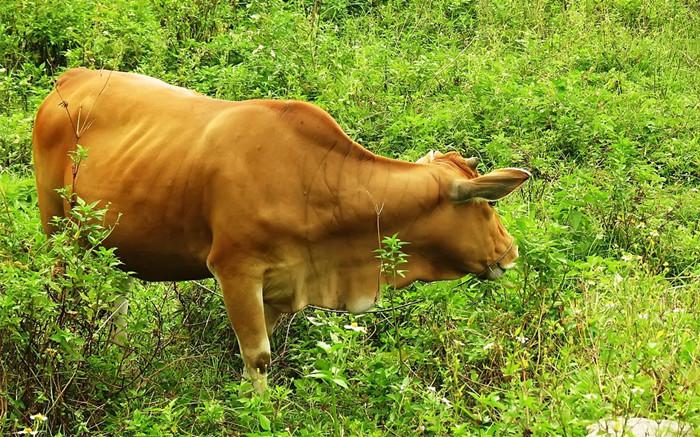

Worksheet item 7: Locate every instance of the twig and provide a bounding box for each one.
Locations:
[53,85,77,143]
[79,70,112,138]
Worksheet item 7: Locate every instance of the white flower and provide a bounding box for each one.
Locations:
[483,342,495,351]
[638,313,649,320]
[583,393,597,400]
[250,14,261,21]
[515,336,529,344]
[0,67,6,73]
[631,387,644,395]
[672,308,684,313]
[252,44,264,55]
[16,427,39,435]
[440,397,452,406]
[29,414,47,422]
[343,323,367,333]
[427,386,436,393]
[613,273,623,285]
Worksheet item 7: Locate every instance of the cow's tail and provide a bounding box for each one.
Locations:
[32,87,75,236]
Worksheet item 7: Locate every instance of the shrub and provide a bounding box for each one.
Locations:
[0,178,172,434]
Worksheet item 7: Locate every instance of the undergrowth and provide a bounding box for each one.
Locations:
[1,0,699,435]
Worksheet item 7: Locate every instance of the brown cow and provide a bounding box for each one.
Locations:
[33,68,530,392]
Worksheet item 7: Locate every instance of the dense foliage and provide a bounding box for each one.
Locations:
[1,0,699,435]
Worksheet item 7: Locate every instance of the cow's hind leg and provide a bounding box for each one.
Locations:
[264,304,282,338]
[214,271,271,394]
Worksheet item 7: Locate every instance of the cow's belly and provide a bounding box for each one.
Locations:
[113,247,212,281]
[262,259,380,313]
[103,222,213,281]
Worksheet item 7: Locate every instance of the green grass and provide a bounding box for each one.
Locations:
[1,0,699,435]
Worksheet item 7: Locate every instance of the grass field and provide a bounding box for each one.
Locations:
[1,0,699,435]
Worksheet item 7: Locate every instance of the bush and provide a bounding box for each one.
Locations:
[0,178,172,433]
[1,0,699,434]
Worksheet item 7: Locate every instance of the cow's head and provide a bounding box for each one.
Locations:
[416,150,530,281]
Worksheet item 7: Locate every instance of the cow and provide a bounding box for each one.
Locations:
[32,68,530,393]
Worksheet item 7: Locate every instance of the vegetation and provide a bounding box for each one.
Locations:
[1,0,699,434]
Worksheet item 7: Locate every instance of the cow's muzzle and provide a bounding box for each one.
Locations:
[477,242,518,281]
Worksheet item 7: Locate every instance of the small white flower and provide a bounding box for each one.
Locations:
[252,44,264,55]
[418,425,426,432]
[250,14,261,21]
[343,323,367,333]
[427,386,436,393]
[613,273,623,285]
[0,67,6,73]
[649,229,659,237]
[672,308,684,313]
[453,339,464,347]
[16,427,39,435]
[29,414,47,422]
[638,313,649,320]
[270,49,276,59]
[440,397,452,406]
[483,342,495,351]
[515,336,529,344]
[631,387,644,395]
[583,393,597,400]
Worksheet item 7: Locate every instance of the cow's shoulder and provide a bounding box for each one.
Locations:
[259,100,354,147]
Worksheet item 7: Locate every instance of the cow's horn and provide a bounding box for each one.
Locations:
[464,157,479,170]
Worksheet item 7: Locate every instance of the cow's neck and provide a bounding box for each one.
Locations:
[307,147,448,238]
[355,156,448,281]
[299,149,450,311]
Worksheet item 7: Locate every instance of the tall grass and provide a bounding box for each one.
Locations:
[1,0,699,434]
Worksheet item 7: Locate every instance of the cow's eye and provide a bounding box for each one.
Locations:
[488,200,497,207]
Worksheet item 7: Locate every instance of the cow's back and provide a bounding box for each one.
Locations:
[33,69,373,281]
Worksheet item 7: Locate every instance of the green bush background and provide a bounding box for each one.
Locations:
[1,0,699,435]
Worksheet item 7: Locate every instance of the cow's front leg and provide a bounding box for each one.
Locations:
[215,272,271,394]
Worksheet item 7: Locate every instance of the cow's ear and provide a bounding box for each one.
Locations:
[450,168,531,202]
